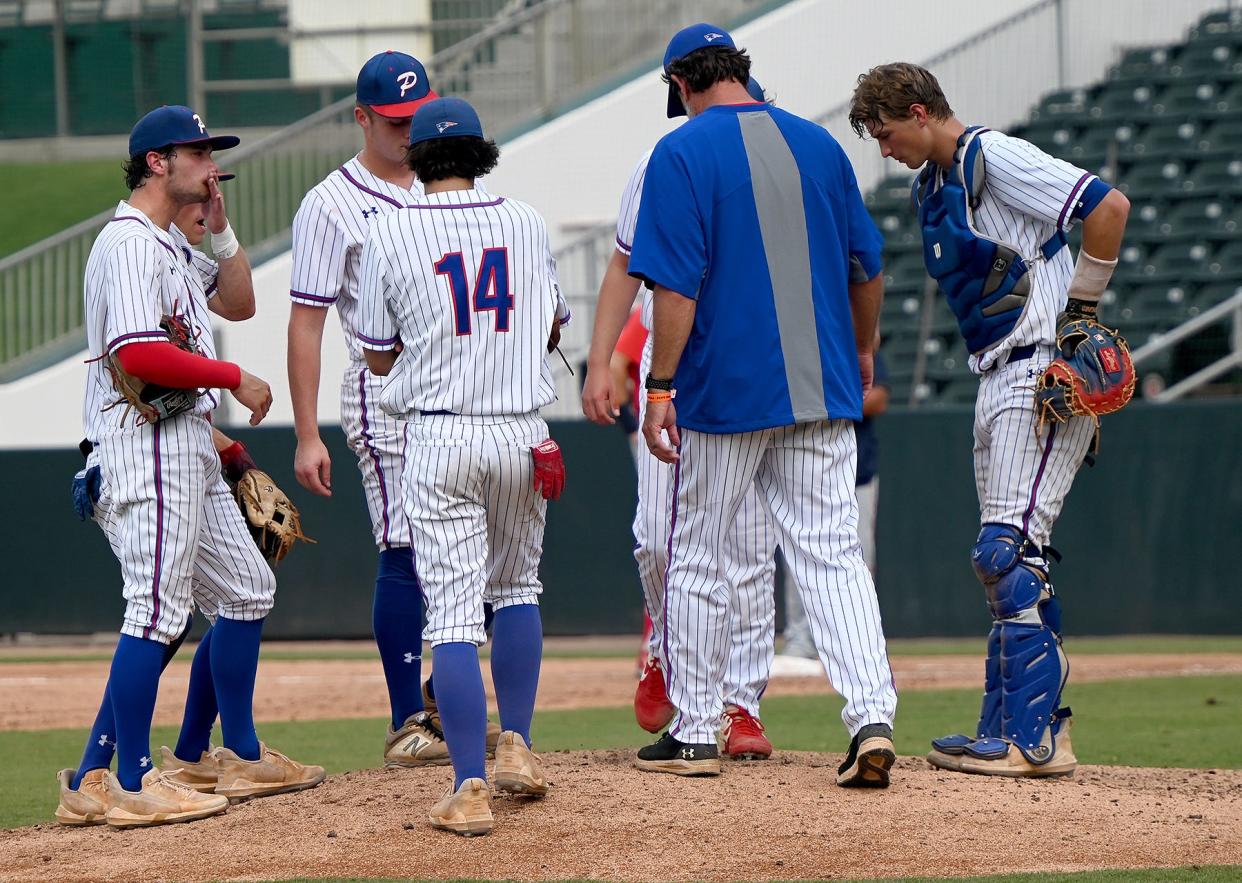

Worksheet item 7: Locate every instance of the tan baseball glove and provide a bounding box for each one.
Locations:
[234,468,316,563]
[103,314,203,425]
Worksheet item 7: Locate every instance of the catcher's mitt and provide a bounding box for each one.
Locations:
[103,313,203,425]
[1034,316,1136,434]
[234,468,316,563]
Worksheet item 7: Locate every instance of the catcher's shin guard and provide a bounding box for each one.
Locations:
[930,623,1002,758]
[966,524,1069,766]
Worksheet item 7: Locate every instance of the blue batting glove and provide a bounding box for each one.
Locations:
[72,465,102,521]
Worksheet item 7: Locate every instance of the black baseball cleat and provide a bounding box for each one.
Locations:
[836,723,896,788]
[635,731,721,776]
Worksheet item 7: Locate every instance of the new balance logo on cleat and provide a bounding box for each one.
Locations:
[401,734,432,755]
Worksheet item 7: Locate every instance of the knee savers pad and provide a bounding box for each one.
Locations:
[971,524,1046,619]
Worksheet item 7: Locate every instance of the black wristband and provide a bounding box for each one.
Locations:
[644,374,675,392]
[1064,297,1098,319]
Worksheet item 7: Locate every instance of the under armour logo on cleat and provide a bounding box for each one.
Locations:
[404,652,419,663]
[681,747,695,759]
[361,207,379,219]
[139,756,151,768]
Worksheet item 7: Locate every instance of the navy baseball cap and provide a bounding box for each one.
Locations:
[357,50,438,118]
[128,105,240,157]
[409,98,484,146]
[663,22,736,117]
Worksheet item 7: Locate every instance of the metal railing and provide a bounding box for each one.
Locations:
[1129,289,1242,401]
[0,0,787,382]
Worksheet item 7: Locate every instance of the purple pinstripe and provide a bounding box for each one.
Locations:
[144,423,165,639]
[661,449,683,737]
[358,368,393,547]
[1021,423,1058,539]
[338,166,407,208]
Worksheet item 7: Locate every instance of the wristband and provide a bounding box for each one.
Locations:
[211,221,240,260]
[644,374,675,391]
[646,390,674,403]
[1066,249,1117,304]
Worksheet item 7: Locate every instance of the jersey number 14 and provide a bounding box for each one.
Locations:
[435,249,513,336]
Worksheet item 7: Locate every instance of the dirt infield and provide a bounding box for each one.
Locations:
[4,753,1239,881]
[5,650,1242,732]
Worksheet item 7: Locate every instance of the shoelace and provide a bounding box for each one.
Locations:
[723,707,765,737]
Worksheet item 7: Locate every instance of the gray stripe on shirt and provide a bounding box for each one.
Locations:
[738,111,827,422]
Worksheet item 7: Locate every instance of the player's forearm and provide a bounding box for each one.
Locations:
[211,426,237,452]
[648,286,695,380]
[364,348,397,377]
[586,249,643,370]
[287,306,327,441]
[211,249,256,320]
[116,341,241,389]
[1080,190,1130,262]
[848,273,884,355]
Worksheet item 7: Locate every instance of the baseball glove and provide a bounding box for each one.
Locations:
[1034,315,1136,434]
[103,314,203,425]
[234,468,316,563]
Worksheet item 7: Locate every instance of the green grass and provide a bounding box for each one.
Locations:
[4,634,1239,665]
[5,675,1238,830]
[0,160,126,257]
[262,872,1242,883]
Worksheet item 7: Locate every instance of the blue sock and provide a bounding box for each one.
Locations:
[174,625,219,761]
[210,617,264,761]
[431,642,488,788]
[375,547,425,728]
[108,635,166,791]
[71,623,190,790]
[489,604,543,745]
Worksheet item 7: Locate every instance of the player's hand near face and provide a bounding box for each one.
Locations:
[642,399,680,464]
[232,369,273,426]
[203,174,228,235]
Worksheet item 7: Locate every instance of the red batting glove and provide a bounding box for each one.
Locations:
[531,438,565,501]
[218,440,259,486]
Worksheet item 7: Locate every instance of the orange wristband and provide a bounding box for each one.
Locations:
[646,390,674,403]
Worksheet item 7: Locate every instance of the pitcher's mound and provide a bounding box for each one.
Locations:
[4,751,1239,881]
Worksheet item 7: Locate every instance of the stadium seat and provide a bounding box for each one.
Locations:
[1193,280,1242,311]
[1141,121,1209,158]
[1200,117,1242,152]
[1189,158,1242,195]
[1153,81,1229,117]
[1029,88,1089,122]
[1187,8,1242,46]
[1019,122,1076,157]
[1118,159,1193,196]
[1171,41,1242,78]
[1110,46,1173,82]
[1116,284,1198,327]
[866,175,916,212]
[1164,198,1234,238]
[1088,83,1157,121]
[1200,239,1242,280]
[1067,125,1123,170]
[1140,240,1216,282]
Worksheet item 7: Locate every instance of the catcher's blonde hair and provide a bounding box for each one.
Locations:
[848,63,954,138]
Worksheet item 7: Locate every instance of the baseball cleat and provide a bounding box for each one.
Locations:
[836,724,896,788]
[423,679,502,758]
[428,777,494,837]
[634,657,677,733]
[54,768,112,826]
[955,718,1077,778]
[635,731,720,776]
[385,711,451,768]
[159,746,219,792]
[721,704,772,760]
[492,731,549,796]
[214,743,326,802]
[103,768,229,828]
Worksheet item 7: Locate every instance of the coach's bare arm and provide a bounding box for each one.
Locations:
[364,348,397,377]
[848,271,884,397]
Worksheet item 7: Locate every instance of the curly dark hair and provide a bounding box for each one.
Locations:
[662,45,751,99]
[848,63,954,138]
[122,146,175,191]
[405,136,500,184]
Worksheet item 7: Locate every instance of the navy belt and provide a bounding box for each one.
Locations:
[418,409,456,416]
[1006,343,1038,364]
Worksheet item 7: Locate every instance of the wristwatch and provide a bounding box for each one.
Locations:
[644,374,675,391]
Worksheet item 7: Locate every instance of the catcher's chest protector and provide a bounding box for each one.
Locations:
[912,126,1067,354]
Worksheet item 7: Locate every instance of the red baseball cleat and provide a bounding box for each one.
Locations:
[721,704,772,760]
[634,658,676,733]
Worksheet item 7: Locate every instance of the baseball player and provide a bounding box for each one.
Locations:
[848,63,1131,777]
[582,73,777,761]
[628,24,898,786]
[357,97,567,837]
[289,50,499,767]
[60,105,323,829]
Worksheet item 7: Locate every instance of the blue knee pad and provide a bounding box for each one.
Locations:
[968,524,1068,765]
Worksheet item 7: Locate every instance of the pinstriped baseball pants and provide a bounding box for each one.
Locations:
[664,419,897,744]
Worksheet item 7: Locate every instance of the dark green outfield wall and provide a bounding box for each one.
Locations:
[1,402,1238,639]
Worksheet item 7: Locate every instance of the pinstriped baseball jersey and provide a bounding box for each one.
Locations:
[83,202,220,439]
[81,202,274,645]
[169,223,220,298]
[356,188,562,417]
[937,131,1097,373]
[289,156,422,549]
[614,149,653,329]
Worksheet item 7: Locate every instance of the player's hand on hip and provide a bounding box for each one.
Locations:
[642,399,680,464]
[857,350,874,398]
[581,366,619,425]
[204,173,228,235]
[231,369,273,426]
[294,436,333,497]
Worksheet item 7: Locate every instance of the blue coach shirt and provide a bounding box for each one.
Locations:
[628,103,883,433]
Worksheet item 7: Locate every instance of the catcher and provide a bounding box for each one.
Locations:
[849,63,1132,778]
